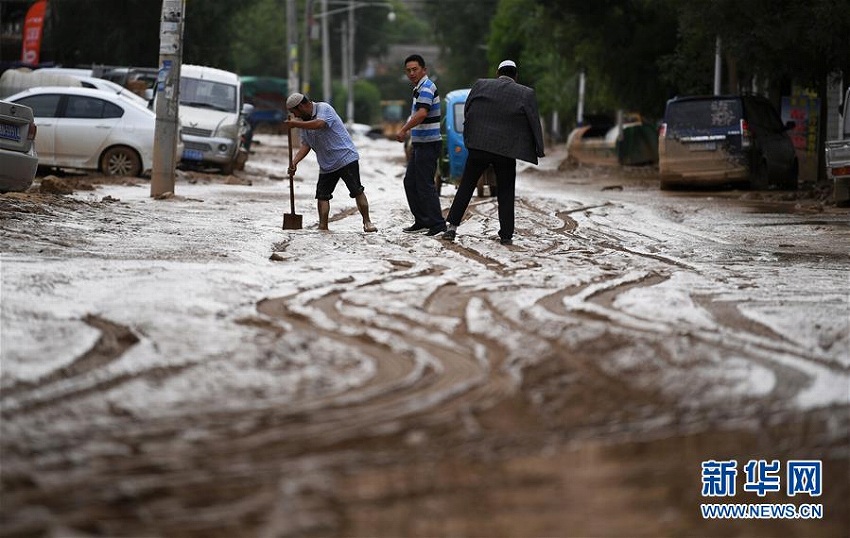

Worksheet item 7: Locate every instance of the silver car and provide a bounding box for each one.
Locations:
[0,99,38,192]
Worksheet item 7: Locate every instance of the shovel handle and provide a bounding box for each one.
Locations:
[287,127,296,215]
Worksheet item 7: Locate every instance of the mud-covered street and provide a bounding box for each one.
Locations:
[1,134,849,537]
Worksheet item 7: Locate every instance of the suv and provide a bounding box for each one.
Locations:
[658,94,798,190]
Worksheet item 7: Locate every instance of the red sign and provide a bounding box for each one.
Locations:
[21,0,48,65]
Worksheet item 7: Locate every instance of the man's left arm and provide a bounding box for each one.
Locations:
[285,117,327,131]
[525,89,545,157]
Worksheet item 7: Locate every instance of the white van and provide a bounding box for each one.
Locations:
[178,64,252,174]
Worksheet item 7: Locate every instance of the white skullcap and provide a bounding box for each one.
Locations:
[286,93,306,109]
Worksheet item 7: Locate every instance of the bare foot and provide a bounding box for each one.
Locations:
[363,222,377,233]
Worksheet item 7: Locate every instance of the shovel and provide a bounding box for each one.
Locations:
[282,126,303,230]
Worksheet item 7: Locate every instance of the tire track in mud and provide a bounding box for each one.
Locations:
[0,315,188,415]
[450,194,843,410]
[252,282,517,448]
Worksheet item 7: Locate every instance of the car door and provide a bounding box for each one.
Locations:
[12,93,61,166]
[57,95,121,169]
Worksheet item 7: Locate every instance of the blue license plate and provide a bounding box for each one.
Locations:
[182,148,204,161]
[0,122,21,142]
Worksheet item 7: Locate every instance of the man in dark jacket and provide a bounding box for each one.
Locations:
[442,60,545,245]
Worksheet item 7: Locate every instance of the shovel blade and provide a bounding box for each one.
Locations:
[283,213,303,230]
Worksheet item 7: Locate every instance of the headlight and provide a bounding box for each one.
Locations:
[217,122,238,140]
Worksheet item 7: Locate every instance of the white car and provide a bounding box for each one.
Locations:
[5,86,181,177]
[0,99,38,192]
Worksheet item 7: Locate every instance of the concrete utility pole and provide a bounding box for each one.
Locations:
[302,0,314,94]
[345,0,355,124]
[713,36,722,96]
[322,0,331,103]
[151,0,186,198]
[287,0,299,101]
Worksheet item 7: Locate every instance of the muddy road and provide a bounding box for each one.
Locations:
[1,135,848,537]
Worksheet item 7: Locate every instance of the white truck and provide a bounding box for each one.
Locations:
[826,86,850,206]
[177,64,252,174]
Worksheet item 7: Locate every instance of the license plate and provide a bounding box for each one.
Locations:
[182,148,204,161]
[0,122,21,142]
[688,142,717,151]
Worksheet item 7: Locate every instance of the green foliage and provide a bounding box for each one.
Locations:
[669,0,850,94]
[229,0,287,76]
[183,1,250,70]
[423,0,501,90]
[331,78,382,124]
[354,79,382,124]
[46,0,161,66]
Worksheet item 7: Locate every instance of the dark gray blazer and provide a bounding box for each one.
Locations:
[463,76,545,164]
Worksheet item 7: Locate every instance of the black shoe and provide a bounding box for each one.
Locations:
[499,237,512,245]
[425,224,447,236]
[403,223,428,233]
[441,229,456,241]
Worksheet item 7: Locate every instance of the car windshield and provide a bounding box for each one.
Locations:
[666,99,742,133]
[179,78,237,113]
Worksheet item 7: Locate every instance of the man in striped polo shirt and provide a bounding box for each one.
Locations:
[395,54,446,236]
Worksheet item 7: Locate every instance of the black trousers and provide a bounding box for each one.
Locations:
[403,141,444,228]
[446,148,516,241]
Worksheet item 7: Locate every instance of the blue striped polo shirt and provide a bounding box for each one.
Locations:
[299,102,359,173]
[410,75,441,144]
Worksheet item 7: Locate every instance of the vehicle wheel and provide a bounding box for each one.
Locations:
[100,146,141,177]
[751,156,769,190]
[220,160,235,175]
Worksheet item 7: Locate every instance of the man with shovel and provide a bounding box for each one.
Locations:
[284,93,377,233]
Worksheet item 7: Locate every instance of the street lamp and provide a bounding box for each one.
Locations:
[304,0,396,123]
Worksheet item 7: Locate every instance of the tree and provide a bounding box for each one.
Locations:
[229,0,287,76]
[422,0,501,89]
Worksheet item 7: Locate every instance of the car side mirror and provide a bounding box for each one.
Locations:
[784,120,795,131]
[241,103,255,117]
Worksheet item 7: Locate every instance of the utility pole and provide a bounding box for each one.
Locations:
[302,0,314,95]
[321,0,331,103]
[345,0,355,124]
[713,36,722,95]
[286,0,299,100]
[151,0,186,197]
[577,69,586,126]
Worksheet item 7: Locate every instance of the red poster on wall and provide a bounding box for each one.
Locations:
[21,0,48,65]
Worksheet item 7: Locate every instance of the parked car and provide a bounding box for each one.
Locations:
[3,67,152,109]
[825,85,850,206]
[435,88,496,197]
[0,98,38,192]
[177,64,253,174]
[566,113,658,167]
[658,94,798,190]
[100,66,158,101]
[5,86,181,177]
